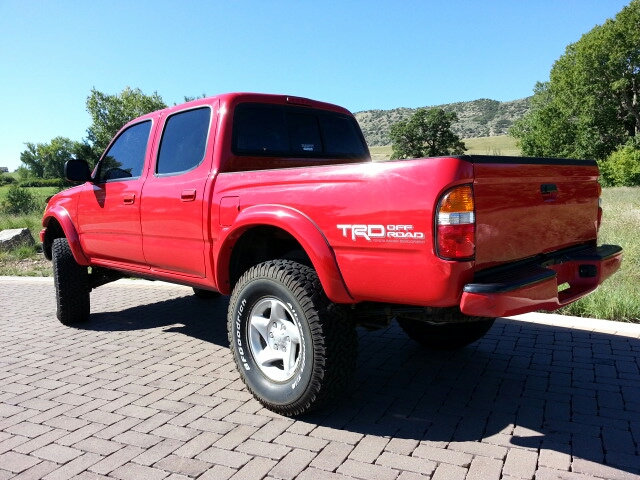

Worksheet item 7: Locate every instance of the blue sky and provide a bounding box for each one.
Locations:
[0,0,631,171]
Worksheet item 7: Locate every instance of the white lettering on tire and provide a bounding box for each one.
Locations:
[236,298,250,370]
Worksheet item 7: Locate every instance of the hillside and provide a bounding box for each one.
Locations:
[354,97,530,147]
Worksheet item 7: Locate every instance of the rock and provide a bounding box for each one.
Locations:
[0,228,35,251]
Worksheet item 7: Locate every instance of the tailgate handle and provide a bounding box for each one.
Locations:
[541,184,558,195]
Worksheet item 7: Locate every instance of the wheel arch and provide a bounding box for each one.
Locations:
[41,207,90,265]
[214,205,353,304]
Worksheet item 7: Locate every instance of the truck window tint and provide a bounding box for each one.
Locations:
[320,116,367,155]
[287,113,322,153]
[156,107,211,175]
[234,108,288,152]
[232,104,367,158]
[98,120,152,183]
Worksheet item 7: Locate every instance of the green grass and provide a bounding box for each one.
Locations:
[370,135,521,160]
[463,135,520,156]
[558,187,640,322]
[369,145,393,161]
[0,213,44,240]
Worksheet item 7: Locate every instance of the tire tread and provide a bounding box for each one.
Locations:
[52,238,90,325]
[398,308,495,350]
[228,259,356,416]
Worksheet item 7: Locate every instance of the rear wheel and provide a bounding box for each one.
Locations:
[52,238,90,325]
[228,260,357,416]
[398,309,495,350]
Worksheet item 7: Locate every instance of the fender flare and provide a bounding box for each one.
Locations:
[214,205,354,304]
[42,206,91,265]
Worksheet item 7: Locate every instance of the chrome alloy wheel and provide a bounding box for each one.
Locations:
[248,297,303,382]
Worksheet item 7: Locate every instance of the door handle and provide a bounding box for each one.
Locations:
[123,194,136,205]
[181,189,196,202]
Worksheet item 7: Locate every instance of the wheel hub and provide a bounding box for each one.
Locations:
[248,297,303,382]
[268,321,291,352]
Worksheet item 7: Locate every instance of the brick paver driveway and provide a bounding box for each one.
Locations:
[0,277,639,480]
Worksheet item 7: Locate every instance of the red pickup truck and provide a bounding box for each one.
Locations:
[41,93,622,415]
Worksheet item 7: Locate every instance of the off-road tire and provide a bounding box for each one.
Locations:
[192,288,221,300]
[398,309,495,350]
[52,237,90,325]
[228,260,357,416]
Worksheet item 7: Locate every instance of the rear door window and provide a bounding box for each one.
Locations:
[156,107,211,175]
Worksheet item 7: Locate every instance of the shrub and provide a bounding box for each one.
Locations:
[18,178,67,188]
[0,174,16,186]
[599,140,640,187]
[1,184,39,214]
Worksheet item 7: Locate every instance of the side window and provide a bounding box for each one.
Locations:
[156,107,211,175]
[98,121,152,183]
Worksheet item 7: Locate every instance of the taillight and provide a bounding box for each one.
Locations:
[436,185,475,260]
[597,182,603,232]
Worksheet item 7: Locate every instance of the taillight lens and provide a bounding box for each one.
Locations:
[597,182,603,232]
[436,185,475,260]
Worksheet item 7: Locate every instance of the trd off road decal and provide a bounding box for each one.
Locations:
[337,224,425,243]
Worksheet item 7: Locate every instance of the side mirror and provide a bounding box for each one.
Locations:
[65,159,92,183]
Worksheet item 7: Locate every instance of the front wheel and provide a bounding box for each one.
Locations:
[228,260,357,416]
[398,310,495,350]
[52,238,90,325]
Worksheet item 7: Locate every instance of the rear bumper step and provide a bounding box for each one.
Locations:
[460,244,623,317]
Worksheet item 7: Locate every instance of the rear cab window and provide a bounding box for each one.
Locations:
[224,103,369,172]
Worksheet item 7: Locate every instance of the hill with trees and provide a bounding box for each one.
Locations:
[355,97,530,147]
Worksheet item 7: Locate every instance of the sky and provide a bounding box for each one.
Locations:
[0,0,632,171]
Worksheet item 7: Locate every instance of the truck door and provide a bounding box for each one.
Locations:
[77,120,153,265]
[140,103,217,277]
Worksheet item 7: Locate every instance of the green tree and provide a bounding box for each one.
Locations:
[85,87,166,161]
[511,0,640,161]
[599,139,640,186]
[19,136,80,179]
[181,93,208,104]
[509,82,575,158]
[2,184,38,214]
[389,108,466,159]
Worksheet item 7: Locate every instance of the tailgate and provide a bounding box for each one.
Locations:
[471,156,600,270]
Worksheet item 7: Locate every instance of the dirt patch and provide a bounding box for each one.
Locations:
[0,254,52,277]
